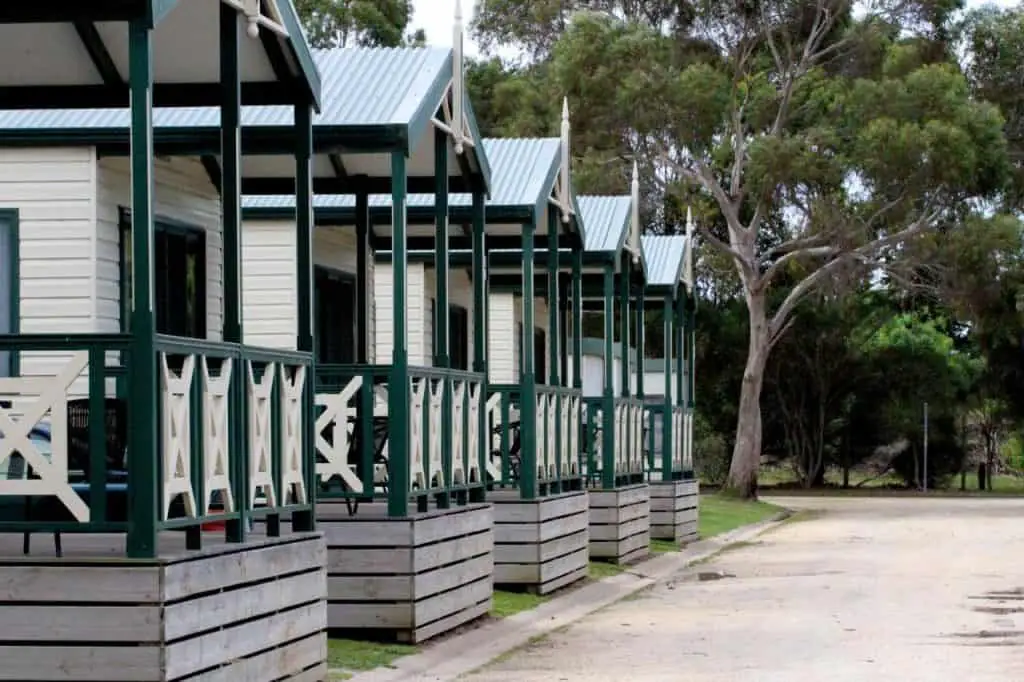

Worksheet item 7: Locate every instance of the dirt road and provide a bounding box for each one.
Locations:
[464,496,1024,682]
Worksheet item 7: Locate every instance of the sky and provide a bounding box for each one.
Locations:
[412,0,1017,56]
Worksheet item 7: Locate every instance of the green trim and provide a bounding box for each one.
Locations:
[274,0,323,111]
[0,209,19,377]
[221,2,242,344]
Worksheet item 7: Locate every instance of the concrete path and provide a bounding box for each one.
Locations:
[464,496,1024,682]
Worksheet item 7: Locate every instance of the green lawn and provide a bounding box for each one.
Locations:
[698,494,782,538]
[491,589,547,618]
[326,639,417,675]
[588,560,626,579]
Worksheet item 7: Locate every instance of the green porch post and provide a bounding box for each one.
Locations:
[601,264,615,489]
[126,18,157,559]
[471,189,487,501]
[220,3,241,345]
[635,286,645,398]
[687,295,696,409]
[355,188,370,363]
[675,293,685,407]
[547,212,560,386]
[559,274,569,385]
[434,129,450,368]
[220,4,247,543]
[572,250,582,389]
[662,294,674,477]
[619,259,631,398]
[434,128,452,506]
[520,218,538,499]
[293,103,316,532]
[388,152,410,516]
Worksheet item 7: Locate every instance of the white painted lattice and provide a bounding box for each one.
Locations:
[483,392,502,481]
[451,379,466,484]
[672,408,684,470]
[630,403,645,473]
[614,403,628,473]
[315,375,363,492]
[427,378,444,488]
[544,393,557,479]
[202,357,234,514]
[409,376,426,489]
[684,409,694,470]
[566,394,580,475]
[248,361,277,508]
[0,352,90,522]
[280,365,307,505]
[161,354,197,520]
[466,381,481,483]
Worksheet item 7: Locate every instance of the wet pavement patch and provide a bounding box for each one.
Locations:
[696,571,736,582]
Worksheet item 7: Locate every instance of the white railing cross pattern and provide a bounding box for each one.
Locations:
[160,354,197,520]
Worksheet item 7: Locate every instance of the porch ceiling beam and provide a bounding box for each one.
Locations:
[0,2,138,23]
[73,21,123,86]
[0,81,305,110]
[328,153,349,180]
[241,175,478,195]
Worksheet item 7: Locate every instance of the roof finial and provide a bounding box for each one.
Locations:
[560,97,571,223]
[452,0,465,154]
[630,160,641,264]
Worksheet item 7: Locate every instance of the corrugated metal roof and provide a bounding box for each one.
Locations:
[0,47,451,130]
[577,196,631,253]
[642,234,686,288]
[243,137,559,211]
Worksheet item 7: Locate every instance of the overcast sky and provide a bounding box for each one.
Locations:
[413,0,1017,56]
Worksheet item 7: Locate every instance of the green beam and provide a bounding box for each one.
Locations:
[355,191,370,363]
[572,249,583,390]
[388,152,410,517]
[520,218,537,500]
[220,3,241,344]
[662,294,674,476]
[434,127,450,368]
[547,210,560,386]
[601,265,615,489]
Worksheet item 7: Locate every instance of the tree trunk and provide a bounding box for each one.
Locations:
[724,294,770,499]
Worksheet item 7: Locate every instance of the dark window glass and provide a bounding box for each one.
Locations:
[314,267,356,364]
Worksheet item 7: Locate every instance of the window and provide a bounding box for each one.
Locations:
[429,300,470,370]
[0,210,17,377]
[314,267,356,364]
[450,304,469,370]
[119,212,206,338]
[534,328,547,383]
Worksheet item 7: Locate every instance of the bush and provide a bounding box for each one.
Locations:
[694,413,731,484]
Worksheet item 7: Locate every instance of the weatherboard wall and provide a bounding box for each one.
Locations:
[374,262,428,365]
[0,148,224,392]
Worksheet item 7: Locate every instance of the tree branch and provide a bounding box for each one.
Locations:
[769,207,942,337]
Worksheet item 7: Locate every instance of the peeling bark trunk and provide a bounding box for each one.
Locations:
[724,293,769,499]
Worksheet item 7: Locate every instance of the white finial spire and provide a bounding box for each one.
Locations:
[684,206,695,290]
[560,97,571,223]
[630,161,641,264]
[452,0,465,154]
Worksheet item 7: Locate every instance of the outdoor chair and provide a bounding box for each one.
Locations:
[490,419,522,482]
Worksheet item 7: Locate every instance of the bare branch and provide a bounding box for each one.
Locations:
[760,246,839,289]
[769,207,943,336]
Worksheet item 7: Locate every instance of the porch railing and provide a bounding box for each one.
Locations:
[645,404,695,481]
[582,396,647,488]
[314,364,487,513]
[486,384,582,497]
[0,333,316,553]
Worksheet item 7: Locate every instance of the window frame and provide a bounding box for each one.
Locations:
[0,208,19,377]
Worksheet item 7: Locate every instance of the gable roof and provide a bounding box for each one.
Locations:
[577,196,631,254]
[641,234,687,291]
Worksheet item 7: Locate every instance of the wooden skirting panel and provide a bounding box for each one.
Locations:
[0,532,328,682]
[650,480,700,543]
[588,484,651,564]
[320,502,494,644]
[492,490,589,595]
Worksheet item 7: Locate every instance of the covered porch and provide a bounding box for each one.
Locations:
[0,2,327,680]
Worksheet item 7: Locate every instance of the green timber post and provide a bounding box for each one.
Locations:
[220,3,241,346]
[547,212,560,386]
[355,187,370,363]
[687,294,696,410]
[635,284,645,398]
[434,128,452,506]
[675,293,685,408]
[520,218,538,499]
[601,264,615,489]
[572,250,582,390]
[559,273,569,384]
[293,103,316,532]
[662,293,674,477]
[619,258,631,398]
[547,210,560,485]
[220,4,248,543]
[388,152,410,516]
[126,17,158,559]
[471,189,487,502]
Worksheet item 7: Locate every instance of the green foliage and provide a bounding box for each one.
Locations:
[294,0,424,48]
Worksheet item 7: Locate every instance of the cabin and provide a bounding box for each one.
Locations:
[0,2,328,680]
[573,169,653,564]
[237,29,500,640]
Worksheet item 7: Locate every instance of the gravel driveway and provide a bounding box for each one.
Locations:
[464,496,1024,682]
